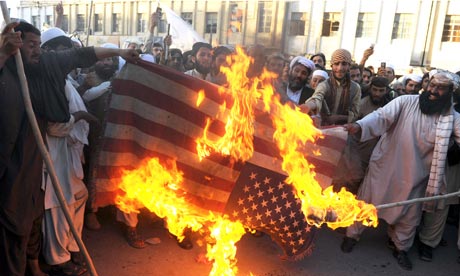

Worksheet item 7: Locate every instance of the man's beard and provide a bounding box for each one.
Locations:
[23,63,41,76]
[370,95,385,106]
[419,90,452,115]
[95,64,117,81]
[288,75,308,91]
[195,62,210,75]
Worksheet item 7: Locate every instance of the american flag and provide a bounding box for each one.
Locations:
[90,61,347,259]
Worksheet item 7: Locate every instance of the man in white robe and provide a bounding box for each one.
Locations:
[340,71,460,271]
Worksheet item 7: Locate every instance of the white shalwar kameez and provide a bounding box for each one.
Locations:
[42,80,89,265]
[346,95,460,251]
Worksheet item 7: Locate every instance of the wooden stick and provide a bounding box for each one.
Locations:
[376,190,460,210]
[0,3,98,276]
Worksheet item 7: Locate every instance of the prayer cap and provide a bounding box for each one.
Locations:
[312,69,329,80]
[289,56,315,72]
[331,49,352,65]
[41,27,66,47]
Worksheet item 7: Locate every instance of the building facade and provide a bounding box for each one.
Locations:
[10,0,460,73]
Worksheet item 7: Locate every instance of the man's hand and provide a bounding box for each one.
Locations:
[164,35,172,47]
[149,13,159,33]
[119,49,140,63]
[72,111,99,124]
[344,123,361,135]
[55,2,63,15]
[0,22,22,58]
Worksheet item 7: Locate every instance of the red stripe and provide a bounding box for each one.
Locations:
[111,80,226,135]
[119,61,234,107]
[98,139,238,192]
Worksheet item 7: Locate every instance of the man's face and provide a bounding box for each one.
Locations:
[168,53,183,69]
[312,56,325,68]
[266,58,284,76]
[369,85,388,105]
[331,61,350,80]
[152,46,163,57]
[194,47,212,74]
[288,64,310,91]
[426,79,451,100]
[350,68,362,83]
[21,32,41,65]
[362,70,372,85]
[419,78,453,114]
[404,80,421,95]
[383,68,395,82]
[214,54,228,71]
[309,75,326,90]
[95,57,116,80]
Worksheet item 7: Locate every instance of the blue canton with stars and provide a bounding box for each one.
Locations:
[224,162,316,259]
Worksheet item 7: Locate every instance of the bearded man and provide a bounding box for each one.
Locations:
[340,70,460,271]
[284,56,315,105]
[301,48,361,126]
[184,42,212,80]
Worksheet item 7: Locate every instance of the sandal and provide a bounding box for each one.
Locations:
[51,260,87,276]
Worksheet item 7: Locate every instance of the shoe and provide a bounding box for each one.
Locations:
[50,260,87,276]
[393,249,412,271]
[177,235,193,250]
[418,242,433,262]
[340,237,358,253]
[125,226,146,249]
[70,251,87,268]
[387,238,396,251]
[84,212,101,230]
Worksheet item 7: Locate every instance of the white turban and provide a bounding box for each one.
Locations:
[101,43,119,49]
[429,69,460,90]
[399,74,422,85]
[289,56,315,72]
[312,69,329,80]
[41,27,66,47]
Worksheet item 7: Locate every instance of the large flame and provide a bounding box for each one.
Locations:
[117,46,377,276]
[116,158,245,275]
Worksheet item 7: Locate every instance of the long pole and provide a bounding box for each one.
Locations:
[86,0,93,46]
[0,3,98,276]
[376,190,460,210]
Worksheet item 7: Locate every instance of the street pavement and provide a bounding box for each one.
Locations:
[82,207,460,276]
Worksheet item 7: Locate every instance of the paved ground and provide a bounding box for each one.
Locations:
[81,207,460,276]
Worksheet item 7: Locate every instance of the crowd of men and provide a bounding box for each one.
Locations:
[1,6,460,276]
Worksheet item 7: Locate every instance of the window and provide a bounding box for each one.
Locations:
[31,15,39,28]
[392,13,413,39]
[45,15,53,26]
[322,12,341,37]
[94,14,103,32]
[112,13,121,33]
[181,12,193,26]
[257,2,272,33]
[290,12,307,36]
[205,12,217,33]
[76,14,85,32]
[442,15,460,42]
[61,15,69,32]
[137,13,147,32]
[228,2,243,33]
[356,13,376,38]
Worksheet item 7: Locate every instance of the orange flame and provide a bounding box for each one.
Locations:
[196,46,377,228]
[116,158,245,275]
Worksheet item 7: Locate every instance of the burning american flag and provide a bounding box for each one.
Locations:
[89,52,376,273]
